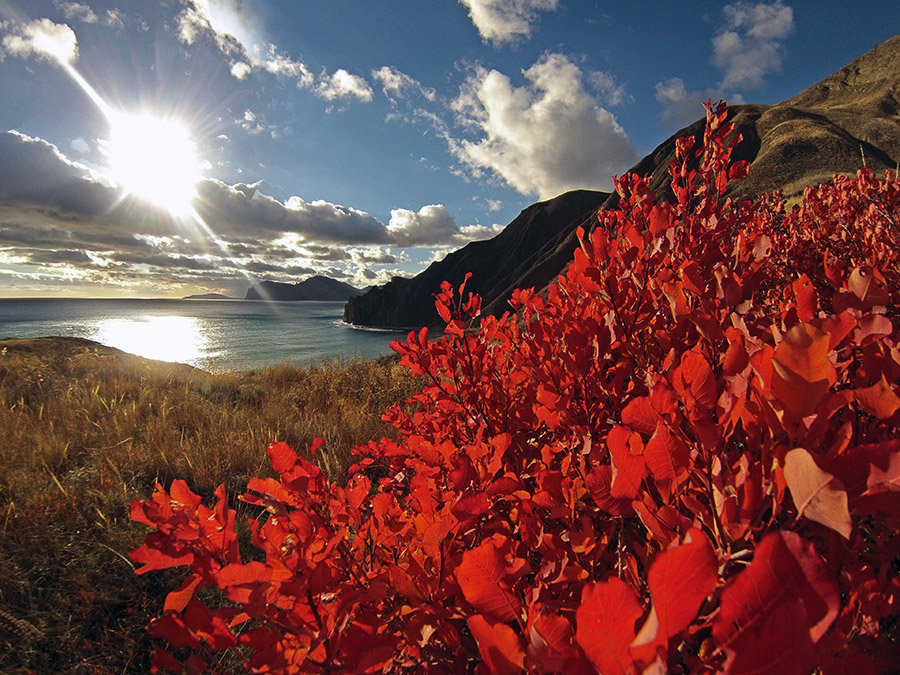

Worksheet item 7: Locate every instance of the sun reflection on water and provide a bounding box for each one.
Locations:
[92,315,211,366]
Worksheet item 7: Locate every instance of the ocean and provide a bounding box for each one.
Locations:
[0,298,409,372]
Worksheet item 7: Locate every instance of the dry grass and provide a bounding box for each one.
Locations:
[0,336,420,672]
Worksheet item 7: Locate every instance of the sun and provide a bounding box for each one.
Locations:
[106,111,202,216]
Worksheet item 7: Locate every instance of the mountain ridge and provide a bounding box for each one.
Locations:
[246,275,366,302]
[345,33,900,329]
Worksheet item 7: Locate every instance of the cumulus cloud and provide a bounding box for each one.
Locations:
[450,53,638,199]
[1,17,79,64]
[387,204,460,247]
[459,0,559,45]
[0,131,117,215]
[713,1,794,89]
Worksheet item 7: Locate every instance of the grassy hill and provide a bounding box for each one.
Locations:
[0,337,419,672]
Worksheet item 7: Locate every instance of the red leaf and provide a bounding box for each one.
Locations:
[784,448,852,539]
[713,531,839,672]
[435,298,452,323]
[855,376,900,419]
[456,541,521,622]
[131,538,194,575]
[214,561,290,587]
[647,204,673,237]
[468,615,526,674]
[720,593,819,675]
[266,441,297,473]
[169,479,202,509]
[771,323,836,418]
[621,397,657,435]
[631,529,718,663]
[151,646,184,673]
[644,424,689,483]
[607,425,646,499]
[792,274,818,321]
[586,466,634,516]
[164,573,203,613]
[673,348,717,414]
[527,611,578,671]
[576,578,642,675]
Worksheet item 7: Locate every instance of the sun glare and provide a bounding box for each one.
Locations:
[93,315,210,365]
[106,111,202,216]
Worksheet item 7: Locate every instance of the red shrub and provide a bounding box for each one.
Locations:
[132,102,899,673]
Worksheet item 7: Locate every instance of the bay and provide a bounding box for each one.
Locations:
[0,298,408,372]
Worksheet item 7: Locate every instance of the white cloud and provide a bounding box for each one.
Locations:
[104,9,125,29]
[230,60,251,79]
[53,1,98,24]
[0,129,507,297]
[654,78,708,129]
[372,66,436,102]
[316,69,374,102]
[654,77,743,130]
[175,1,371,102]
[387,204,507,247]
[255,44,314,86]
[450,53,637,199]
[589,71,627,106]
[1,18,79,64]
[239,109,268,135]
[387,204,459,247]
[459,0,559,45]
[713,1,794,89]
[458,222,504,240]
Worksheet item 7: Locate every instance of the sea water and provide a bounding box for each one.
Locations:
[0,298,408,372]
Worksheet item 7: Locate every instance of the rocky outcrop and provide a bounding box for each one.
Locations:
[246,276,365,302]
[343,190,609,329]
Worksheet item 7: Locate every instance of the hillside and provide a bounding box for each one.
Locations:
[345,33,900,328]
[0,336,419,672]
[344,190,608,329]
[246,275,365,301]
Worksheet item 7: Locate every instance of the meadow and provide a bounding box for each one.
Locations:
[0,336,420,672]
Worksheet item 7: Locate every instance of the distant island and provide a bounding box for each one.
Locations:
[183,292,234,300]
[245,275,367,302]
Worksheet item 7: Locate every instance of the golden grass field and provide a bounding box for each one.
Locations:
[0,336,420,672]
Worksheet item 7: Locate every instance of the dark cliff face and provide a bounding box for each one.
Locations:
[246,276,364,302]
[345,33,900,330]
[343,190,610,329]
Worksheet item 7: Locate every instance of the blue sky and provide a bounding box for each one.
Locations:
[0,0,896,297]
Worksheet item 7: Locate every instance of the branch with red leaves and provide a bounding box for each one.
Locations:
[132,102,899,674]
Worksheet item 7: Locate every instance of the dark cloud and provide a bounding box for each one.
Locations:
[0,131,121,216]
[0,129,504,294]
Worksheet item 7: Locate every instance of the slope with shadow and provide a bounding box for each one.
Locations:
[343,190,609,329]
[479,32,900,319]
[346,33,900,328]
[247,275,365,302]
